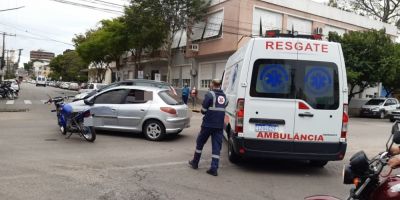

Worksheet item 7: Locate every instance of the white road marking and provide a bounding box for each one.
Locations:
[40,100,47,104]
[6,100,14,105]
[24,100,32,105]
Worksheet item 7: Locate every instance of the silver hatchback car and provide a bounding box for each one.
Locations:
[68,85,191,141]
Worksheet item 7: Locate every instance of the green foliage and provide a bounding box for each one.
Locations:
[124,2,168,71]
[23,61,34,76]
[48,50,87,82]
[336,29,400,101]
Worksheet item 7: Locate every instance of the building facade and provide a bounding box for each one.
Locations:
[30,50,54,78]
[113,0,397,99]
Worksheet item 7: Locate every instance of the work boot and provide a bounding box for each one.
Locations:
[206,169,218,176]
[188,160,198,169]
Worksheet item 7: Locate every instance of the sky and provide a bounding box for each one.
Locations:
[0,0,328,68]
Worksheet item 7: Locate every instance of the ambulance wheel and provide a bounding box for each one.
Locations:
[309,160,328,168]
[228,141,241,163]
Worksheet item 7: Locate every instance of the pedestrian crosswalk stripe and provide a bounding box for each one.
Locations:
[6,100,14,104]
[24,100,32,104]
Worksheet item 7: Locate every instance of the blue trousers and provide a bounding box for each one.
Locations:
[192,127,223,170]
[182,95,189,104]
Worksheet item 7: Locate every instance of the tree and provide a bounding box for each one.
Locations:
[23,61,34,76]
[74,29,111,83]
[124,2,168,78]
[380,44,400,96]
[128,0,209,82]
[48,50,88,82]
[329,30,396,102]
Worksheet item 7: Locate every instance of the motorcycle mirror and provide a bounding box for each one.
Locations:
[84,99,94,106]
[394,132,400,144]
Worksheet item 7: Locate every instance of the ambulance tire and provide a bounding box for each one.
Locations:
[228,140,241,164]
[309,160,328,168]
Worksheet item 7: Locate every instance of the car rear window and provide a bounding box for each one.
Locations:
[158,90,183,105]
[250,59,339,110]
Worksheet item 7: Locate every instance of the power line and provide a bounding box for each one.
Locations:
[0,6,25,12]
[49,0,123,14]
[0,22,73,46]
[76,0,124,9]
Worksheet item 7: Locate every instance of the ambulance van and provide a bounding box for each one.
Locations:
[222,35,348,167]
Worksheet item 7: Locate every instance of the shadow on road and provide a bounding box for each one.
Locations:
[232,158,333,176]
[95,130,188,142]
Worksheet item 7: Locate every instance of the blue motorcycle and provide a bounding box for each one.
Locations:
[47,96,96,142]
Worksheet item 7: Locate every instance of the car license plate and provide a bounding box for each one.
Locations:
[255,124,281,132]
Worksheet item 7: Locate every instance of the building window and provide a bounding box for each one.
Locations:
[253,8,283,36]
[172,79,180,87]
[191,10,223,42]
[201,80,212,89]
[182,79,191,87]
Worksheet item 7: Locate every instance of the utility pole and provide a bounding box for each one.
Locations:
[0,32,16,81]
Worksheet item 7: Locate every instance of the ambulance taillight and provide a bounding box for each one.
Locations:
[341,104,349,142]
[235,98,245,133]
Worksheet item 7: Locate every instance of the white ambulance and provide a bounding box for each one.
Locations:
[222,34,348,167]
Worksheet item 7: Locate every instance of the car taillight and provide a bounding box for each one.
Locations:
[160,107,177,116]
[84,110,91,118]
[341,104,349,141]
[235,98,245,133]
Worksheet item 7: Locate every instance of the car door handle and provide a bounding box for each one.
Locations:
[140,109,145,112]
[299,112,314,117]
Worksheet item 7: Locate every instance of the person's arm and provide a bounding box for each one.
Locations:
[390,145,400,155]
[201,92,212,115]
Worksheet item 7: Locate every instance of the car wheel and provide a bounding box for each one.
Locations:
[228,140,241,164]
[309,160,328,168]
[379,111,385,119]
[143,120,166,141]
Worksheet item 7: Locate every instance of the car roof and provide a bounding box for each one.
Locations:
[103,85,168,92]
[120,79,170,85]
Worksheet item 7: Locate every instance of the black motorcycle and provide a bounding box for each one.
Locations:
[0,82,15,99]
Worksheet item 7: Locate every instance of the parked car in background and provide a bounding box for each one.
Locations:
[68,82,79,91]
[79,83,107,94]
[360,98,399,119]
[389,109,400,122]
[73,79,175,102]
[60,82,71,89]
[68,85,190,141]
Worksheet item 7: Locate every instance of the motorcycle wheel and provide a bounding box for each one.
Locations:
[80,124,96,142]
[7,92,14,100]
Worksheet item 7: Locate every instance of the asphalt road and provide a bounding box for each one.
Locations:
[0,83,395,200]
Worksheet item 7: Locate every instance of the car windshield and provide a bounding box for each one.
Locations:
[366,99,385,105]
[158,90,183,105]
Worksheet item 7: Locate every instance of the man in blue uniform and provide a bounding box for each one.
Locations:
[189,79,228,176]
